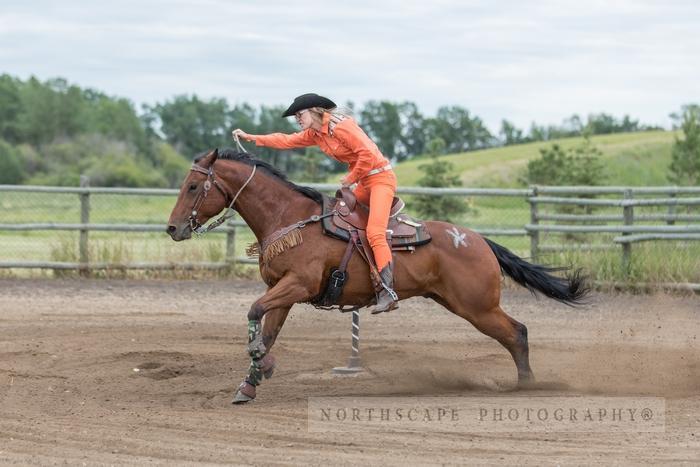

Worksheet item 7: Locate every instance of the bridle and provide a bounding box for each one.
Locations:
[188,162,257,234]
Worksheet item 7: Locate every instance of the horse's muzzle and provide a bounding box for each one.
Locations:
[166,223,192,241]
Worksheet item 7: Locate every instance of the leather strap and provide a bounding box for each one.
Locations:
[355,232,383,292]
[337,230,359,275]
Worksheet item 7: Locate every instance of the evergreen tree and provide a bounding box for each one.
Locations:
[413,138,468,222]
[523,136,606,186]
[669,105,700,185]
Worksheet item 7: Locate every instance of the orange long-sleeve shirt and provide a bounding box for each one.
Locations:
[253,113,390,185]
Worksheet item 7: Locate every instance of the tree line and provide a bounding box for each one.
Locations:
[0,73,677,187]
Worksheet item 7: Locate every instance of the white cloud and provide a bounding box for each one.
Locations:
[0,0,698,131]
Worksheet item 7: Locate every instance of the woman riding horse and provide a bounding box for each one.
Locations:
[232,93,398,314]
[167,147,588,404]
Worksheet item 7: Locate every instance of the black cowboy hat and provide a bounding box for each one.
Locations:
[281,93,336,117]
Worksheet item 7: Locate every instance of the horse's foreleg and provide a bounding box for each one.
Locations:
[262,307,290,350]
[233,277,311,404]
[257,307,291,380]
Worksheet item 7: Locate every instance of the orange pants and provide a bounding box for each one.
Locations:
[352,170,397,271]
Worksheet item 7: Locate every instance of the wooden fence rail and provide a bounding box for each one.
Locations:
[2,185,700,282]
[527,187,700,279]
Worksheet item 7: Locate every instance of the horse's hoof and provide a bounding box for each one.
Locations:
[232,381,256,404]
[261,354,276,379]
[516,374,536,390]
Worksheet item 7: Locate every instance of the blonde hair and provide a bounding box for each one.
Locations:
[307,105,354,125]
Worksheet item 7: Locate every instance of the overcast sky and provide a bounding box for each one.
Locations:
[1,0,698,132]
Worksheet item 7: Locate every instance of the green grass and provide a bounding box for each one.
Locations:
[0,230,231,263]
[393,130,677,188]
[605,142,675,186]
[557,242,700,284]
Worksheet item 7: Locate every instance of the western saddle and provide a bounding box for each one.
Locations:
[322,187,431,250]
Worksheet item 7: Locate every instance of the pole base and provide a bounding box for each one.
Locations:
[331,356,363,374]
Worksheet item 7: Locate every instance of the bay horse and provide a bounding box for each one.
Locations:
[167,148,588,404]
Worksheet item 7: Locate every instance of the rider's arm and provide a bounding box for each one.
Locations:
[253,129,316,149]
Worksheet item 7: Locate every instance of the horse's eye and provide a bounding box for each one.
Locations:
[188,183,197,192]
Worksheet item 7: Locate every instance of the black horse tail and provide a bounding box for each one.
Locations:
[484,237,589,306]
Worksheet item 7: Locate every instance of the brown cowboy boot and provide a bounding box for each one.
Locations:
[371,262,398,314]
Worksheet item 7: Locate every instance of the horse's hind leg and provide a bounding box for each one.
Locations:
[475,306,534,386]
[437,297,534,387]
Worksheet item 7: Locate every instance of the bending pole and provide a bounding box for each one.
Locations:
[332,309,363,374]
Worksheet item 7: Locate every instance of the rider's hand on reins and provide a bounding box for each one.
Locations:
[232,129,252,153]
[232,129,253,142]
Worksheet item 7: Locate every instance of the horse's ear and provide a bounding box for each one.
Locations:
[199,148,218,168]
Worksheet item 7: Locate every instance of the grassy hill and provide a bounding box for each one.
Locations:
[393,130,678,188]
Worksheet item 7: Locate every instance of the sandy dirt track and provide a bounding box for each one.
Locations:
[0,278,698,465]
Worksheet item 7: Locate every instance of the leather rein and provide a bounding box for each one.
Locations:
[188,162,257,234]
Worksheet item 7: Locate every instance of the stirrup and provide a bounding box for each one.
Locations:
[381,282,399,301]
[370,261,398,314]
[371,289,398,314]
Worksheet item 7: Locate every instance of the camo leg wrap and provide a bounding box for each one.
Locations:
[246,319,267,386]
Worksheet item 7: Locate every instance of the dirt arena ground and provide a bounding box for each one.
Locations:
[0,278,698,465]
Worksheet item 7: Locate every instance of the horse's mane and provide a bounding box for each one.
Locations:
[194,148,324,205]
